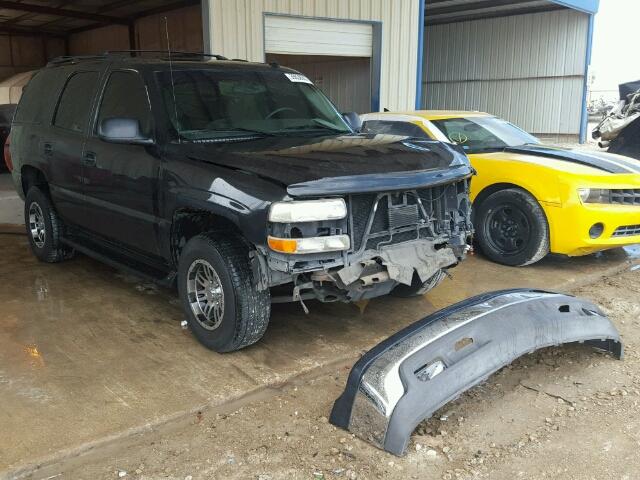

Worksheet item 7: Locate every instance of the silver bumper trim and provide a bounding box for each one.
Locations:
[329,289,623,455]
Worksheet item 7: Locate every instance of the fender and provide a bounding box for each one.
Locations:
[330,289,623,456]
[167,184,273,248]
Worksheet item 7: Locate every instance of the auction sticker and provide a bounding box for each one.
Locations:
[284,73,312,84]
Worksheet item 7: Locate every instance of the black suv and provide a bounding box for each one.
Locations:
[10,52,473,352]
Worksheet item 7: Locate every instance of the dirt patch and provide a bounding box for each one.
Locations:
[24,266,640,480]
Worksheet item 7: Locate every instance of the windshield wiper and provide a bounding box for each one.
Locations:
[277,124,347,134]
[214,127,279,137]
[180,127,279,140]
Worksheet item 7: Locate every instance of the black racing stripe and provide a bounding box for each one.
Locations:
[504,145,637,174]
[594,151,640,173]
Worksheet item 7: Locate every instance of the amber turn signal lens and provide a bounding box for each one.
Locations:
[267,236,298,253]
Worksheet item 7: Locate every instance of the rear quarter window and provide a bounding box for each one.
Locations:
[53,71,101,134]
[14,71,50,124]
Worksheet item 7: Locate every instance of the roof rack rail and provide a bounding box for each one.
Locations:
[45,51,250,68]
[103,50,230,61]
[47,54,107,66]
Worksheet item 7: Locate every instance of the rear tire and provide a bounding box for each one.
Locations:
[391,269,447,298]
[24,186,74,263]
[475,188,549,266]
[178,233,270,352]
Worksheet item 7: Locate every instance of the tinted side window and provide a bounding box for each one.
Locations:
[97,71,152,136]
[362,120,429,139]
[14,71,50,124]
[53,71,100,133]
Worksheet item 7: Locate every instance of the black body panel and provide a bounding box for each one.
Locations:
[505,144,640,174]
[9,55,473,282]
[609,116,640,160]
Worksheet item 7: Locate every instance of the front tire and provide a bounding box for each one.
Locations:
[391,269,447,298]
[475,188,549,266]
[178,233,270,352]
[24,186,73,263]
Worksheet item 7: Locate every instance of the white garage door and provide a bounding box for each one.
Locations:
[264,15,372,57]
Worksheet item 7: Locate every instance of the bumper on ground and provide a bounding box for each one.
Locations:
[330,289,622,456]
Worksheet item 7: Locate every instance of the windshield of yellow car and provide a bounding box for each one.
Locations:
[431,117,540,153]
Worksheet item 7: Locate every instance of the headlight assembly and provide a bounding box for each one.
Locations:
[269,198,347,223]
[577,188,610,204]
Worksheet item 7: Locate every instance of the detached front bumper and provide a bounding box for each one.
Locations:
[330,289,622,456]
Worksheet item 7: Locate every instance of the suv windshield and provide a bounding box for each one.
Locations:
[431,116,540,153]
[156,68,351,140]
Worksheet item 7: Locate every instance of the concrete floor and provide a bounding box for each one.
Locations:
[2,140,636,478]
[0,173,23,226]
[0,226,638,478]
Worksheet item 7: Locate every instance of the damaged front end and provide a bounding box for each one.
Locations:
[264,173,473,303]
[329,289,623,456]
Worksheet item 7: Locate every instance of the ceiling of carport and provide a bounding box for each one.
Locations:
[425,0,571,25]
[0,0,199,37]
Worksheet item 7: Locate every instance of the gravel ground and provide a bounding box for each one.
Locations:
[26,265,640,480]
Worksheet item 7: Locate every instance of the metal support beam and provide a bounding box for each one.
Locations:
[427,0,541,17]
[579,13,595,144]
[0,25,65,38]
[130,0,201,20]
[426,4,565,25]
[201,0,211,54]
[415,0,426,110]
[0,1,128,25]
[128,23,137,51]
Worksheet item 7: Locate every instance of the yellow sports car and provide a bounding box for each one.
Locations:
[360,111,640,266]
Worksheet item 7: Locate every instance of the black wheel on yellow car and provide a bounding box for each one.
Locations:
[475,188,549,267]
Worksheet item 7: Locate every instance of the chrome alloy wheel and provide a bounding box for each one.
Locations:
[186,259,225,330]
[28,202,46,249]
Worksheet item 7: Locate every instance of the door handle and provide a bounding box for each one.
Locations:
[43,142,53,156]
[82,151,97,167]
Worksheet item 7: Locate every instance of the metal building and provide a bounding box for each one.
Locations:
[201,0,597,141]
[203,0,421,113]
[421,0,599,142]
[0,0,597,141]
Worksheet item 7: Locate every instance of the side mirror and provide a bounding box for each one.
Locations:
[342,112,362,133]
[98,117,154,145]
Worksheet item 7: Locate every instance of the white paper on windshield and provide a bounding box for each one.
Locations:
[284,73,312,84]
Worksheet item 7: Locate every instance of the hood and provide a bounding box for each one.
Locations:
[504,144,640,174]
[184,133,472,193]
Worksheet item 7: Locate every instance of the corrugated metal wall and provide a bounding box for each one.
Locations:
[136,5,203,52]
[207,0,420,111]
[68,5,203,56]
[0,35,65,82]
[69,25,130,56]
[423,9,589,135]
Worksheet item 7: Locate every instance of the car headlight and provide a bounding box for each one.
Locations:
[268,235,350,254]
[269,198,347,223]
[577,188,610,204]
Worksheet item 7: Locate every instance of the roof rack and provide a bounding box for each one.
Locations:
[47,54,107,66]
[46,50,252,68]
[104,50,230,61]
